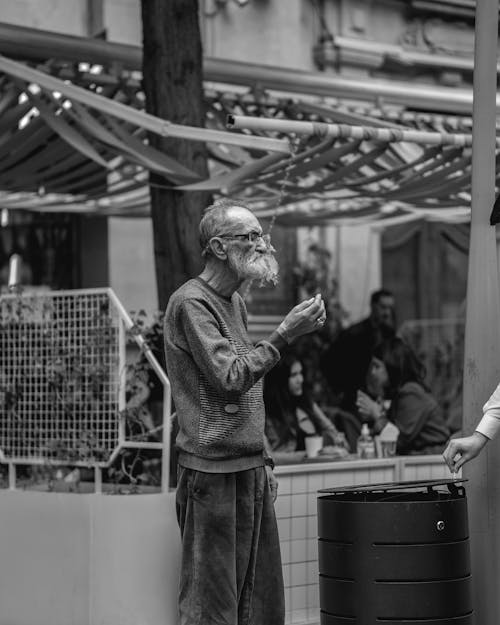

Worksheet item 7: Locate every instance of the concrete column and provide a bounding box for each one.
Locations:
[462,1,500,622]
[108,217,158,314]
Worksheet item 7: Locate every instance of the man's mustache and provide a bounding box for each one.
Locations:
[250,250,276,262]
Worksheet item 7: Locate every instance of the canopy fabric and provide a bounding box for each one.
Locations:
[0,53,495,224]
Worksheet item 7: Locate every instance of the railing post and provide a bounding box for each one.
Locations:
[8,463,16,490]
[94,465,102,494]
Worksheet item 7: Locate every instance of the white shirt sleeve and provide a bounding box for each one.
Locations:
[476,382,500,440]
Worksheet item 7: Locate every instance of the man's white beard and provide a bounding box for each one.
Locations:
[228,249,279,286]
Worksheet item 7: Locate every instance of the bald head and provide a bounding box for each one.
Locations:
[200,198,258,257]
[198,197,279,285]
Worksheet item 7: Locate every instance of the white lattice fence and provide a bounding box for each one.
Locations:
[0,288,170,490]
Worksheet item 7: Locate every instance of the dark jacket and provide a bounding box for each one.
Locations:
[392,381,450,455]
[321,317,394,413]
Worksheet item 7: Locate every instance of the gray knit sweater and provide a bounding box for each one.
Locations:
[164,277,281,472]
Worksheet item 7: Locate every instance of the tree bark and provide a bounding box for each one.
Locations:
[141,0,210,310]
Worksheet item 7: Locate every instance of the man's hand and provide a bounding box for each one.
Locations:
[266,465,278,502]
[442,431,489,473]
[278,294,326,343]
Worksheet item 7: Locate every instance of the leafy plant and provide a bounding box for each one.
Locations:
[0,294,166,493]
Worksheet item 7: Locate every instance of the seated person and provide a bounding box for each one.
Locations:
[356,337,450,455]
[263,352,347,453]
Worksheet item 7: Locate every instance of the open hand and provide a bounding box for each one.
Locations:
[278,294,326,342]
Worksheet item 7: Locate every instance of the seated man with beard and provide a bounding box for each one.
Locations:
[164,197,326,625]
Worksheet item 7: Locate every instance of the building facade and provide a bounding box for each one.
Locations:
[0,0,481,322]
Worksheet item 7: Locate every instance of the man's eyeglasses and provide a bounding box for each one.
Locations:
[217,231,271,245]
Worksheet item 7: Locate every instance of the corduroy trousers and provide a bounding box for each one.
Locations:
[176,465,285,625]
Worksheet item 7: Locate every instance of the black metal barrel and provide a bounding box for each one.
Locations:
[317,479,473,624]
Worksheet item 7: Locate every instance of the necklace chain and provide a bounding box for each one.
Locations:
[242,134,303,302]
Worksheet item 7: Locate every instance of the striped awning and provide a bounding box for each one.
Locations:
[0,53,494,225]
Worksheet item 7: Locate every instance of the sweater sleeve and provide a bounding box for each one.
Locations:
[476,382,500,440]
[178,298,281,395]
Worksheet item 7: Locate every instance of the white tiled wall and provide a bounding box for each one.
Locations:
[274,456,450,625]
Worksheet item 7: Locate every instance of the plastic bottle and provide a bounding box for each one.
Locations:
[356,423,376,459]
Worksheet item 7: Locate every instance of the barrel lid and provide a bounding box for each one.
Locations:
[318,478,467,495]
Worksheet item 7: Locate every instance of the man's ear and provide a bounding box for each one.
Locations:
[207,237,228,260]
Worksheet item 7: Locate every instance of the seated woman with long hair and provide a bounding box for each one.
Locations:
[356,337,450,455]
[264,352,346,453]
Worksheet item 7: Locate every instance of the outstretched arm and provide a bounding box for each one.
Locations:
[442,381,500,472]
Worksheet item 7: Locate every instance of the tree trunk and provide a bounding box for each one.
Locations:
[141,0,210,310]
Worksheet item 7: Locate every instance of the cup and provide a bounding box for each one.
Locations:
[381,440,397,458]
[305,435,323,458]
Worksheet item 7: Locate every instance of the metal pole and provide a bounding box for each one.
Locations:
[463,1,500,622]
[228,113,500,147]
[107,289,172,493]
[8,463,16,491]
[94,465,102,495]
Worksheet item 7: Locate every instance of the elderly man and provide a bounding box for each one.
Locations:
[164,198,325,625]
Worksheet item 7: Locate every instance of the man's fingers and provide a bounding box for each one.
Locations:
[308,299,322,315]
[294,298,316,312]
[443,441,459,471]
[447,457,457,472]
[443,441,455,461]
[443,440,475,473]
[454,456,466,472]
